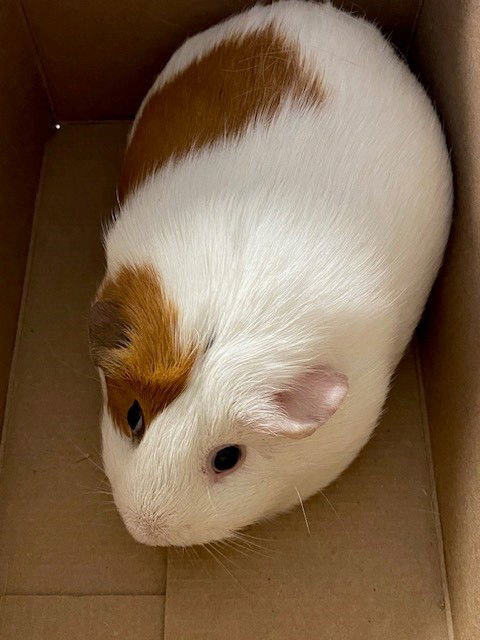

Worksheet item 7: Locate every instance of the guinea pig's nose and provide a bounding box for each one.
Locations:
[124,511,167,546]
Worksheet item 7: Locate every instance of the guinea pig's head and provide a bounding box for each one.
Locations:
[89,264,348,547]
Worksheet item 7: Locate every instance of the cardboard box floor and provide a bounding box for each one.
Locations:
[0,123,453,638]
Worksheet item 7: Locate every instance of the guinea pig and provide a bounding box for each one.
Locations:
[89,0,452,547]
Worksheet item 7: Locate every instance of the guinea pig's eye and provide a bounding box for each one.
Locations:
[211,445,244,476]
[127,400,145,440]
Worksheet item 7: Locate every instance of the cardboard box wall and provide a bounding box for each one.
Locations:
[0,0,478,638]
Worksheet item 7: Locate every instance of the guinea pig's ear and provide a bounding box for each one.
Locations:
[88,299,129,367]
[262,367,349,439]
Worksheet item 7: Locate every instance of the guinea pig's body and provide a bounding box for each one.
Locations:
[90,1,452,546]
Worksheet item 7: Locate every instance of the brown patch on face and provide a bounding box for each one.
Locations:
[89,265,196,436]
[118,23,323,202]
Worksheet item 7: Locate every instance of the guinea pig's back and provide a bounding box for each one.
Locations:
[107,0,452,368]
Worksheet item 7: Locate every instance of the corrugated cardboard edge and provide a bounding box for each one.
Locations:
[0,137,50,490]
[413,339,455,640]
[17,0,56,121]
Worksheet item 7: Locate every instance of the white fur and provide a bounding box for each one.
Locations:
[101,1,452,546]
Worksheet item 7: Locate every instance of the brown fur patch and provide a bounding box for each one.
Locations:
[118,23,323,202]
[89,265,195,436]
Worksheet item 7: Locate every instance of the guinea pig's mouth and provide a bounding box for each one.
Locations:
[121,511,173,547]
[120,508,202,547]
[126,526,169,547]
[120,509,232,548]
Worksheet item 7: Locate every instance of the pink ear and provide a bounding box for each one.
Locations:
[265,367,348,439]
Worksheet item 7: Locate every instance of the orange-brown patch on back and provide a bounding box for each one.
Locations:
[118,23,323,202]
[89,265,196,436]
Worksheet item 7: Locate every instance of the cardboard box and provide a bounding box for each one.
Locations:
[0,1,478,637]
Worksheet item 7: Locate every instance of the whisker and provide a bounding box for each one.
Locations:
[295,486,311,535]
[180,546,196,569]
[205,486,217,513]
[75,481,112,495]
[222,538,272,560]
[234,532,274,552]
[202,544,237,582]
[227,535,273,556]
[204,544,250,595]
[210,542,244,571]
[190,545,201,562]
[235,531,273,542]
[87,490,114,497]
[217,539,254,560]
[98,503,119,512]
[68,441,106,475]
[319,489,344,527]
[221,539,262,561]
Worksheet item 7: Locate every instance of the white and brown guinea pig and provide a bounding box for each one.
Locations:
[89,0,452,546]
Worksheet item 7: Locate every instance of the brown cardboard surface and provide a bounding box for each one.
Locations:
[411,1,480,638]
[0,124,166,595]
[0,596,164,639]
[0,0,51,428]
[165,348,450,640]
[20,0,420,120]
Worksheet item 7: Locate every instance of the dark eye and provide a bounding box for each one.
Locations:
[127,400,145,439]
[212,445,244,474]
